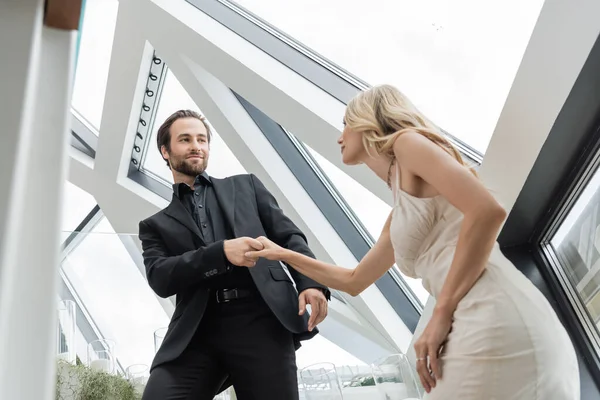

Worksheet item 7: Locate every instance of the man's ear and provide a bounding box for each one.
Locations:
[160,145,169,161]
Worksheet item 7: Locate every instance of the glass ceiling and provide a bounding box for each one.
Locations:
[232,0,545,154]
[306,145,430,305]
[71,0,119,131]
[142,69,246,183]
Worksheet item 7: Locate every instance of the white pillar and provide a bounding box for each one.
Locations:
[0,0,44,247]
[0,2,77,399]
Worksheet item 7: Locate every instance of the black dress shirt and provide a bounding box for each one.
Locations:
[173,172,255,290]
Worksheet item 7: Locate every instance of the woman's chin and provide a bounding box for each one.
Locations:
[342,156,360,166]
[341,154,353,165]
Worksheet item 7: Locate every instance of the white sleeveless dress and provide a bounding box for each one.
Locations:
[389,167,580,399]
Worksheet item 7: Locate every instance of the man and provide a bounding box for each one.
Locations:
[139,109,330,399]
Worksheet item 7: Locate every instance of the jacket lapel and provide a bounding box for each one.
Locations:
[164,194,204,240]
[211,177,237,236]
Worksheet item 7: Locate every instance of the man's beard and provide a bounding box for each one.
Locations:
[170,154,208,178]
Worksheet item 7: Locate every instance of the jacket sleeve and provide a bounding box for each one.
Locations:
[138,219,230,298]
[250,174,331,299]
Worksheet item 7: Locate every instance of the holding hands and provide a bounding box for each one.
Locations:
[242,236,328,330]
[223,236,285,267]
[223,237,264,267]
[244,236,286,261]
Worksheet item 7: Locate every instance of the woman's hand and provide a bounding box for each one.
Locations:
[245,236,287,261]
[413,307,453,393]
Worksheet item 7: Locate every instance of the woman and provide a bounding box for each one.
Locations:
[246,85,579,399]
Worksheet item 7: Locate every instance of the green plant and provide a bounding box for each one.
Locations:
[359,376,375,386]
[345,374,376,387]
[56,360,142,400]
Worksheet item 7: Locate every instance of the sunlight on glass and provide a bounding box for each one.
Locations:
[61,218,169,368]
[142,69,246,183]
[306,146,430,304]
[232,0,544,153]
[552,169,600,248]
[71,0,119,131]
[296,334,366,369]
[62,182,97,241]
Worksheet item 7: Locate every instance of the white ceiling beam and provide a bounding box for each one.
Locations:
[479,0,600,211]
[94,2,151,181]
[136,0,393,206]
[88,0,167,234]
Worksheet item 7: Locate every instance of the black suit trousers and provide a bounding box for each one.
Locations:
[142,293,299,400]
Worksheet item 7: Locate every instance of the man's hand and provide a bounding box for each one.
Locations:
[224,237,264,267]
[299,288,328,331]
[244,236,286,261]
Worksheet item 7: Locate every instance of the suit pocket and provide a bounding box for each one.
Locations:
[269,266,293,283]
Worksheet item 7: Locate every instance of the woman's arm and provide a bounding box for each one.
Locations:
[249,212,396,296]
[393,131,506,315]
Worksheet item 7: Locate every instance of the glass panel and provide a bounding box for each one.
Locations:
[306,145,430,305]
[231,0,545,154]
[297,336,384,399]
[62,182,97,241]
[142,69,246,183]
[297,335,365,369]
[551,166,600,333]
[61,220,169,369]
[71,0,119,131]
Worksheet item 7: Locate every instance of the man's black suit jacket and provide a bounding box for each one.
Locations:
[138,173,329,371]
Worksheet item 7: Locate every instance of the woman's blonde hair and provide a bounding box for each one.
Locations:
[344,84,476,176]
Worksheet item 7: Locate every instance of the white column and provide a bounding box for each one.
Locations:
[0,3,77,398]
[0,0,44,249]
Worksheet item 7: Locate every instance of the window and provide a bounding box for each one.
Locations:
[229,0,544,154]
[551,165,600,342]
[62,182,97,241]
[141,69,246,184]
[297,335,365,369]
[306,145,430,305]
[61,218,170,369]
[71,0,119,131]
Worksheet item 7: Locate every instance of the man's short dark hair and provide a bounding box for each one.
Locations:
[156,109,212,167]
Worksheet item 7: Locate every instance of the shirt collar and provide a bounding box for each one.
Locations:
[173,171,212,198]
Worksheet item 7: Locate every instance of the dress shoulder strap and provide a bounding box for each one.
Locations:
[390,157,402,203]
[395,159,402,192]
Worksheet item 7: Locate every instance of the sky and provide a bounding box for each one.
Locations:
[233,0,545,154]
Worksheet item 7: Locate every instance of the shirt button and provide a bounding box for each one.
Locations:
[202,224,207,228]
[198,204,203,208]
[194,192,200,196]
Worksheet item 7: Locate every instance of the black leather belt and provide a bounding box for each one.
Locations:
[215,288,256,303]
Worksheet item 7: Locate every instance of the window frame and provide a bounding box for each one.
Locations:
[499,34,600,387]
